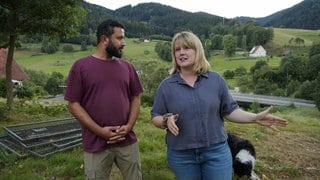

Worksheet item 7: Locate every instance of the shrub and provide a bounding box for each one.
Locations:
[24,69,50,87]
[80,41,87,51]
[44,72,65,96]
[295,80,315,100]
[155,41,171,61]
[15,81,35,98]
[234,66,247,76]
[223,70,235,79]
[62,44,74,53]
[286,80,301,96]
[0,77,6,98]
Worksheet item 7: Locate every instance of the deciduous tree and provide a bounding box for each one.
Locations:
[0,0,85,109]
[222,34,237,57]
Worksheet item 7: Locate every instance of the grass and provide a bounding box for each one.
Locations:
[210,54,281,72]
[225,106,320,179]
[13,39,163,77]
[2,28,320,179]
[14,46,95,76]
[13,28,319,78]
[0,104,319,179]
[267,28,320,56]
[273,28,320,46]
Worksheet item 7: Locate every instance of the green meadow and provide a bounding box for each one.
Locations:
[1,28,319,179]
[15,27,319,77]
[273,28,320,46]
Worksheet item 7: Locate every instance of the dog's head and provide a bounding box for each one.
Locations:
[233,159,253,177]
[233,149,255,177]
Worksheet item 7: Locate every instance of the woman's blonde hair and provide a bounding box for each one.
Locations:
[170,31,211,75]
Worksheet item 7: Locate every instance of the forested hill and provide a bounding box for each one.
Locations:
[235,0,320,30]
[81,2,236,38]
[114,3,229,37]
[81,0,318,38]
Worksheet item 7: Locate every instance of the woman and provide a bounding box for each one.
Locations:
[150,31,288,180]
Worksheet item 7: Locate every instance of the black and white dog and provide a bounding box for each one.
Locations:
[227,133,260,180]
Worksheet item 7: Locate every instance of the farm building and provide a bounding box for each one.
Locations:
[138,37,150,42]
[249,45,267,57]
[281,50,291,56]
[0,48,28,85]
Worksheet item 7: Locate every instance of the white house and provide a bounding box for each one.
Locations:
[249,45,267,57]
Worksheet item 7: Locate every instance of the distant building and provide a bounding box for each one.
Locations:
[138,37,150,42]
[281,50,291,56]
[249,45,267,57]
[0,48,29,85]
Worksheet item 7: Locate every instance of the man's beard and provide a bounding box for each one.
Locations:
[105,40,122,58]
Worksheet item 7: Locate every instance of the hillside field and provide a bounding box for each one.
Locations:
[1,28,319,179]
[14,28,320,76]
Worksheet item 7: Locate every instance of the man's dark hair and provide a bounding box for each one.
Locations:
[96,19,125,44]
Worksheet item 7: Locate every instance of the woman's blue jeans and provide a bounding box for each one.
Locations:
[167,141,232,180]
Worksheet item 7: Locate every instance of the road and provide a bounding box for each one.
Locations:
[41,92,316,108]
[230,90,316,108]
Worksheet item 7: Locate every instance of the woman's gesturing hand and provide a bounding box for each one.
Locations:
[253,106,289,131]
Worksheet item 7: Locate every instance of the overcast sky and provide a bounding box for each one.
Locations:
[85,0,304,18]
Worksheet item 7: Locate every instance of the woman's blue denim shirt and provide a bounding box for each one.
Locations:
[151,71,239,150]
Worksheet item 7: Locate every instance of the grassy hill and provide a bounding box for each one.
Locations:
[14,28,319,77]
[14,39,165,76]
[2,28,319,179]
[273,28,320,46]
[267,28,320,56]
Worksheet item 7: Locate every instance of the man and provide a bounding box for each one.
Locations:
[65,19,143,180]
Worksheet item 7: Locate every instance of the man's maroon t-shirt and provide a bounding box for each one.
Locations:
[65,55,143,152]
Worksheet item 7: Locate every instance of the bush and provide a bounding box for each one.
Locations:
[44,72,65,96]
[41,38,59,54]
[80,41,88,51]
[62,44,74,53]
[24,69,49,87]
[42,44,57,54]
[15,80,46,98]
[0,77,6,98]
[0,99,70,121]
[312,74,320,110]
[235,66,247,76]
[223,70,235,79]
[286,80,300,96]
[236,76,254,93]
[249,101,261,113]
[154,41,171,61]
[0,102,9,120]
[15,81,35,98]
[295,80,315,100]
[254,79,272,95]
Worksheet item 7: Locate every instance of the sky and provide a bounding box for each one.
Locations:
[85,0,304,18]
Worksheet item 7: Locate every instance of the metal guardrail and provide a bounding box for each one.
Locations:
[0,118,82,158]
[229,90,316,108]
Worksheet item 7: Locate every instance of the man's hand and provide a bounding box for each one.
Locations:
[100,126,126,144]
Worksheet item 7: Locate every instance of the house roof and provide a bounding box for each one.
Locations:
[0,48,29,81]
[249,45,265,54]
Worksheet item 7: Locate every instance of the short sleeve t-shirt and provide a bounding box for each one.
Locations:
[65,55,143,152]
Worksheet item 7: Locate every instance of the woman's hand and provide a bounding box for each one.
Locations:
[167,114,180,136]
[253,106,289,131]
